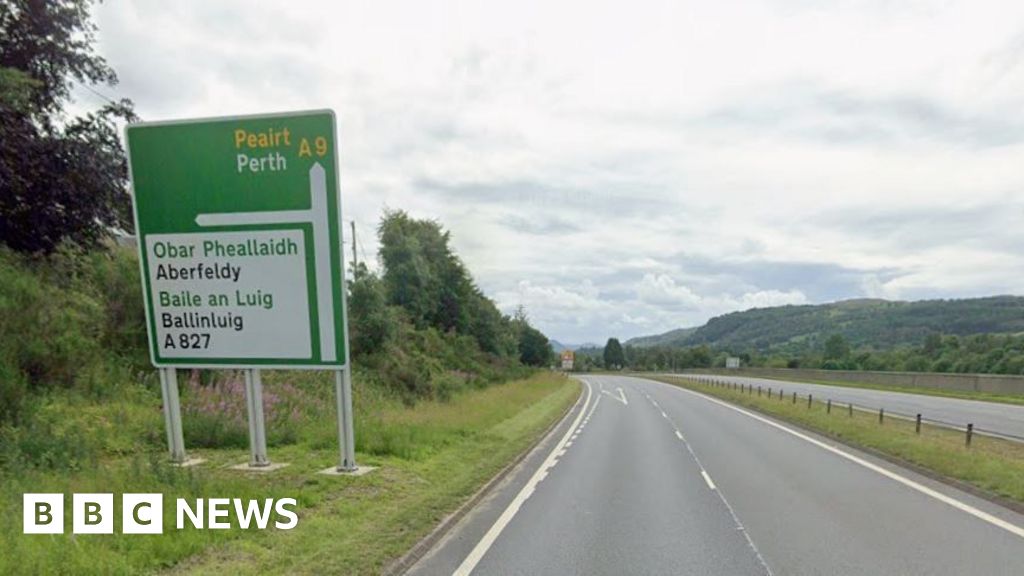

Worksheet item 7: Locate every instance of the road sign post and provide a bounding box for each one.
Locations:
[159,368,186,463]
[244,369,269,466]
[127,110,357,471]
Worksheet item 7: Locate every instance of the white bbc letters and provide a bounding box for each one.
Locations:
[23,494,64,534]
[73,493,114,534]
[25,493,298,533]
[123,493,163,534]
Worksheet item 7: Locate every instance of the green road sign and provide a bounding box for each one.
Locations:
[126,110,346,368]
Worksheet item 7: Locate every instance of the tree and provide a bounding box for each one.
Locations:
[511,306,551,367]
[603,338,624,369]
[347,263,394,357]
[517,323,552,366]
[1,0,136,253]
[823,334,850,361]
[377,210,531,357]
[923,333,943,357]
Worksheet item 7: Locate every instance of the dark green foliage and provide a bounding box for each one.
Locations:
[603,338,625,369]
[514,308,553,367]
[346,210,549,402]
[629,297,1024,352]
[1,0,136,253]
[619,296,1024,374]
[824,334,850,361]
[378,209,519,354]
[378,210,479,334]
[619,330,1024,375]
[348,262,395,357]
[0,245,149,423]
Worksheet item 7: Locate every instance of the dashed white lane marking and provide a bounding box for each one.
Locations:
[701,470,717,490]
[453,380,593,576]
[645,389,773,575]
[661,410,668,419]
[670,384,1024,542]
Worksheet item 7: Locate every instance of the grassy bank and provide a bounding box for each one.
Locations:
[654,375,1024,505]
[0,372,577,575]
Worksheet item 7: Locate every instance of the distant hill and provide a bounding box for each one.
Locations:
[550,340,570,353]
[549,341,597,353]
[626,327,698,348]
[627,296,1024,352]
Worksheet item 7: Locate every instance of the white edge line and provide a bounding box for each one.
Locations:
[452,380,593,576]
[671,384,1024,540]
[701,469,717,490]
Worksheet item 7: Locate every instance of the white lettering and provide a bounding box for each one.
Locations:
[176,498,203,529]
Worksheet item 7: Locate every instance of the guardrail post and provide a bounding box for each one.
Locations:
[879,408,884,424]
[808,394,812,409]
[848,402,853,417]
[758,386,762,397]
[792,392,797,404]
[966,423,973,447]
[827,399,831,414]
[915,414,921,434]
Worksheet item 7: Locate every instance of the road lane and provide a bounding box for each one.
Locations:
[681,373,1024,438]
[464,377,768,575]
[408,375,1024,575]
[634,375,1024,575]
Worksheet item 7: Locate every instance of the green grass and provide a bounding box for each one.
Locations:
[0,372,578,575]
[653,375,1024,505]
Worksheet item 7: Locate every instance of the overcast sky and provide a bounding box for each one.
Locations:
[80,0,1024,344]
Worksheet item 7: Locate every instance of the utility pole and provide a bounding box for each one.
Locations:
[350,220,358,271]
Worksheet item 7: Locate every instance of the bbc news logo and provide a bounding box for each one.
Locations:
[24,494,298,534]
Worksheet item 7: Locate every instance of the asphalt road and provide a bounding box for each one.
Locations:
[407,375,1024,576]
[682,373,1024,438]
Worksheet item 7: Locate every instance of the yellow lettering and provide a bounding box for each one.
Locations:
[298,138,311,157]
[235,127,293,150]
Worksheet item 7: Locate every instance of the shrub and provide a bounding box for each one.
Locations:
[181,372,326,449]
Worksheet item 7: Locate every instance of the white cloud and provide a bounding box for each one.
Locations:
[82,0,1024,343]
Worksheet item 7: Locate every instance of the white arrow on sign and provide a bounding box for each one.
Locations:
[195,163,337,362]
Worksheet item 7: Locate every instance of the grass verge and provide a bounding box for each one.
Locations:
[0,372,578,575]
[652,375,1024,506]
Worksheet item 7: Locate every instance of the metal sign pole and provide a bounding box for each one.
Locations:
[244,369,270,466]
[341,365,356,469]
[333,369,355,471]
[159,368,187,463]
[334,222,358,472]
